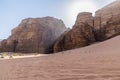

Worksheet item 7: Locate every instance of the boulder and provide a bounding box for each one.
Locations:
[0,17,67,53]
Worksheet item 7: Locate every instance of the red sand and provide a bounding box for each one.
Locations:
[0,36,120,80]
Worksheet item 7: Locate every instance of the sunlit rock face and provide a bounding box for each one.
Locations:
[54,12,95,53]
[54,0,120,52]
[0,17,67,53]
[94,0,120,41]
[75,12,94,27]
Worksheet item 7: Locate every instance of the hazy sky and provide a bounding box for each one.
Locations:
[0,0,115,39]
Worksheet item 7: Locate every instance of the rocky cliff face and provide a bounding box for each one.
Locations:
[94,0,120,41]
[0,17,67,53]
[54,12,95,52]
[75,12,94,27]
[54,0,120,52]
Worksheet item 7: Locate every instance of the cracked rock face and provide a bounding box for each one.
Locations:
[0,17,67,53]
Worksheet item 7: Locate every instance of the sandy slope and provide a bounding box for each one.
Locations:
[0,36,120,80]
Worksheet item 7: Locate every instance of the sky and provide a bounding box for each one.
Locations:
[0,0,115,39]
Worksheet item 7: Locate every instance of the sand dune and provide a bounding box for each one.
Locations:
[0,36,120,80]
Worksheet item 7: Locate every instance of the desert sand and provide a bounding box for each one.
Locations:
[0,36,120,80]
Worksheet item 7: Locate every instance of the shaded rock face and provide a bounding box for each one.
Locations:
[53,29,70,52]
[0,40,8,52]
[54,12,95,52]
[0,17,67,53]
[94,0,120,41]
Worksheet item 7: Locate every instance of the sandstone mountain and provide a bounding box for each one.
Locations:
[54,12,95,52]
[54,0,120,52]
[0,17,67,53]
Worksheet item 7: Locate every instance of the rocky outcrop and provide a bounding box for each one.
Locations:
[54,0,120,52]
[75,12,94,27]
[53,29,70,52]
[94,0,120,41]
[0,40,8,52]
[0,17,67,53]
[54,12,95,52]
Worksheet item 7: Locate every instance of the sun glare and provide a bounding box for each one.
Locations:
[66,0,98,27]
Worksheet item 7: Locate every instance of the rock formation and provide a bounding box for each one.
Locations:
[0,17,67,53]
[94,0,120,41]
[54,12,95,52]
[75,12,94,27]
[54,0,120,52]
[0,39,8,52]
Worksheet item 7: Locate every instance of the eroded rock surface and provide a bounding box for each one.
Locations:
[54,12,95,52]
[54,0,120,52]
[0,17,67,53]
[94,0,120,41]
